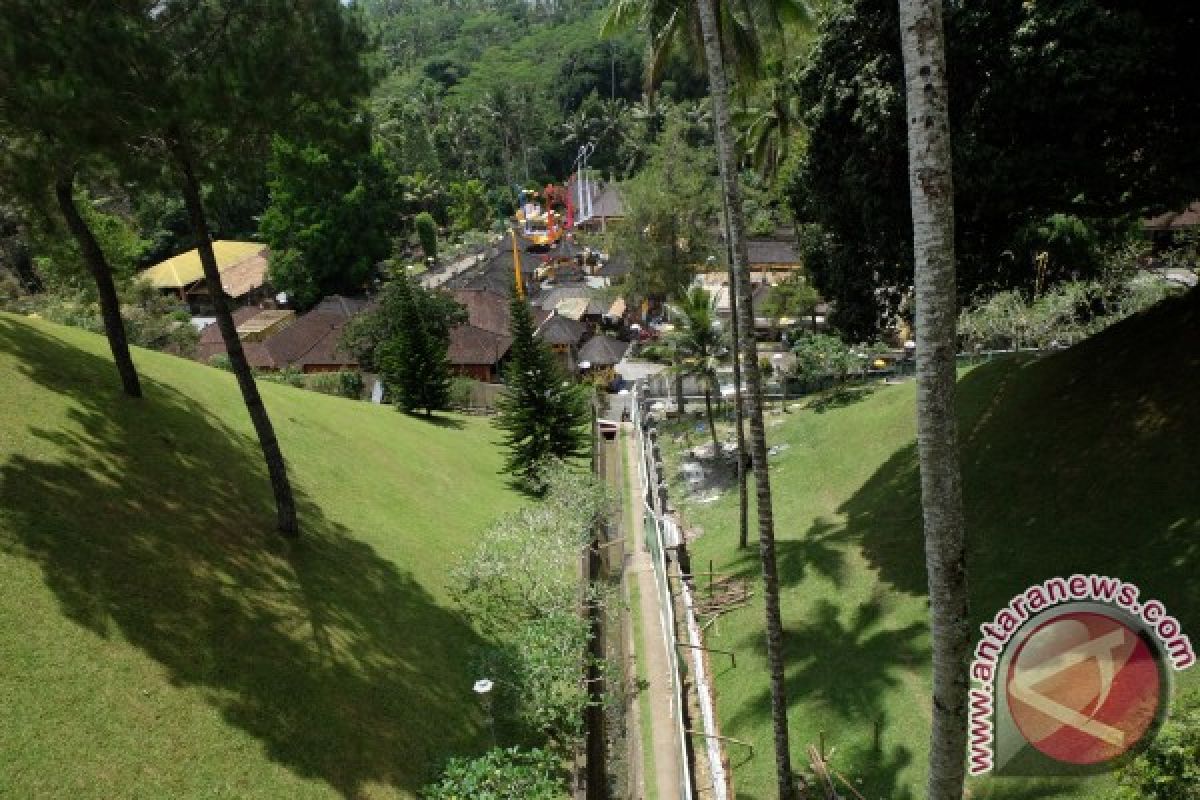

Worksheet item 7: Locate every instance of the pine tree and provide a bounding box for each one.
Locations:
[378,274,453,416]
[495,287,589,486]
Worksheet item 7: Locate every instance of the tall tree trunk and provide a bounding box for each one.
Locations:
[898,2,971,798]
[695,1,795,796]
[54,168,142,399]
[723,194,750,550]
[170,137,298,538]
[703,379,719,456]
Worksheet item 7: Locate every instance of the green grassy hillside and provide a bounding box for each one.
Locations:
[667,289,1199,799]
[0,314,523,799]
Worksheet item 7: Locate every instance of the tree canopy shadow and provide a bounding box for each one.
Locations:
[839,288,1200,632]
[805,384,878,414]
[0,319,489,797]
[726,597,929,798]
[401,409,465,429]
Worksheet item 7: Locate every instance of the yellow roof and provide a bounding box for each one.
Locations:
[140,241,266,290]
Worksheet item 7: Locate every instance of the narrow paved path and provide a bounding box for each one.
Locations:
[623,422,683,799]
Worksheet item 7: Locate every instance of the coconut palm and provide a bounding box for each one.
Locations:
[667,286,724,457]
[606,1,809,795]
[898,1,971,798]
[734,57,805,181]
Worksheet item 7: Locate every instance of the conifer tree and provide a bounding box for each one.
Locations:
[495,287,589,486]
[378,274,454,415]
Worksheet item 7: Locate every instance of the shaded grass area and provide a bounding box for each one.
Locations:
[668,290,1200,799]
[0,315,522,799]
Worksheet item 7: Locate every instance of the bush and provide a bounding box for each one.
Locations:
[449,376,475,410]
[450,463,612,751]
[276,366,305,388]
[1108,690,1200,800]
[208,354,232,372]
[421,747,567,800]
[307,370,364,399]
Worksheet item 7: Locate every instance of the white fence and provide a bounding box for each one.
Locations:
[632,386,729,800]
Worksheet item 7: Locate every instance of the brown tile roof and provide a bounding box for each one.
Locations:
[197,298,363,370]
[447,324,512,366]
[536,312,587,346]
[219,249,270,299]
[257,309,355,369]
[196,307,261,362]
[747,238,801,266]
[448,288,510,336]
[578,334,629,366]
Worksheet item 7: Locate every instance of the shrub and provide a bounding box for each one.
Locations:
[450,463,612,751]
[449,376,475,410]
[208,354,233,372]
[1108,690,1200,800]
[421,747,567,800]
[276,366,305,388]
[307,370,364,399]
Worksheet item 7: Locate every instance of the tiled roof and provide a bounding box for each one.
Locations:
[196,307,261,362]
[578,334,629,366]
[197,298,362,370]
[536,312,587,345]
[218,250,270,299]
[447,324,512,366]
[448,288,510,336]
[747,238,801,266]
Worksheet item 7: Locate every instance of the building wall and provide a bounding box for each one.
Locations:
[451,364,495,383]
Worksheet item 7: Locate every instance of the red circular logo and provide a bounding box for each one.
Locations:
[1006,611,1162,765]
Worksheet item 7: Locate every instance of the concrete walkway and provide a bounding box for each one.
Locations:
[623,422,683,799]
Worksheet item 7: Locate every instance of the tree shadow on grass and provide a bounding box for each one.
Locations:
[401,409,466,430]
[805,384,878,415]
[725,596,929,799]
[0,320,488,798]
[840,288,1200,634]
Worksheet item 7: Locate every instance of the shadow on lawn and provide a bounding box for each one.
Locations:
[726,596,928,798]
[0,320,486,797]
[729,290,1200,799]
[806,384,877,414]
[839,288,1200,631]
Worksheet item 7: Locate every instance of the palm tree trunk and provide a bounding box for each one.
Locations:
[696,1,795,796]
[723,191,750,550]
[54,168,142,399]
[898,2,970,798]
[170,136,299,539]
[703,380,719,456]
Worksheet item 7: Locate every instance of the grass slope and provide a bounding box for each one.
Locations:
[0,314,523,799]
[668,290,1200,799]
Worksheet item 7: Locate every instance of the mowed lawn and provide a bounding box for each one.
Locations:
[666,289,1199,799]
[0,314,523,799]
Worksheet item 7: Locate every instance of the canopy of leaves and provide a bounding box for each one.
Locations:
[611,107,717,303]
[261,134,392,309]
[790,0,1200,339]
[422,746,568,800]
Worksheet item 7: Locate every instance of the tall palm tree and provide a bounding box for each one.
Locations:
[734,58,804,181]
[898,1,971,798]
[608,1,808,796]
[667,286,724,457]
[694,3,796,794]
